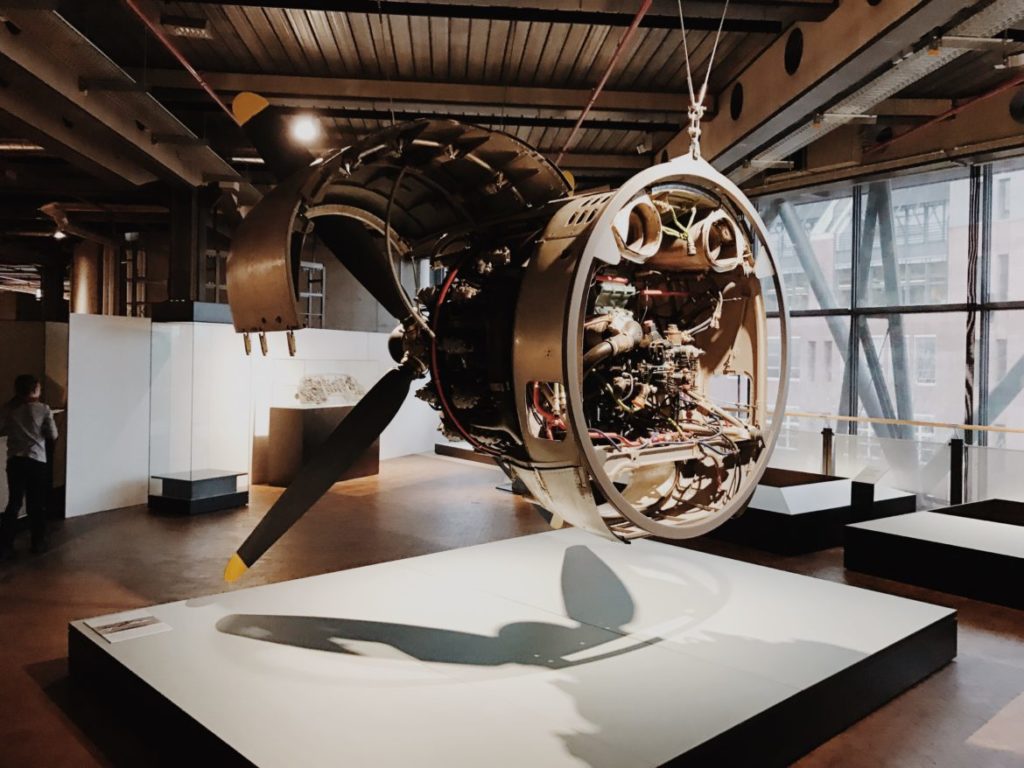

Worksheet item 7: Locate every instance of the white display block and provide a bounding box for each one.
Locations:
[71,529,955,767]
[66,315,151,517]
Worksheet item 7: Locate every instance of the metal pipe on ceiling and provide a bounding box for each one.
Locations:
[121,0,237,125]
[556,0,653,166]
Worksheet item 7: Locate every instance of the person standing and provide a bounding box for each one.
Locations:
[0,374,58,556]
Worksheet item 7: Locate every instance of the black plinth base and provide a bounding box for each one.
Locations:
[846,500,1024,609]
[148,491,248,516]
[148,470,247,516]
[712,469,916,555]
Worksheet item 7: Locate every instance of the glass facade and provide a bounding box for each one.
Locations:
[760,155,1024,476]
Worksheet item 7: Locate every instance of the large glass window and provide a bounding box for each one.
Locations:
[985,310,1024,449]
[856,176,970,308]
[759,158,1024,491]
[760,191,853,312]
[990,161,1024,302]
[856,313,966,427]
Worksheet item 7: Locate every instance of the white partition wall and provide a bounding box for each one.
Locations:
[66,315,152,517]
[64,318,437,518]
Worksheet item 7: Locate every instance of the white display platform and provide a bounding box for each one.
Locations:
[846,504,1024,609]
[70,529,955,767]
[851,511,1024,557]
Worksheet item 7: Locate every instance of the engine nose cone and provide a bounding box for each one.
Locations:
[388,324,406,363]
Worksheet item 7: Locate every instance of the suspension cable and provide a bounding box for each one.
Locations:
[676,0,731,159]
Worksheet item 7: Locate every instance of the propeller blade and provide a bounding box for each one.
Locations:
[225,365,418,581]
[312,216,412,321]
[232,92,313,181]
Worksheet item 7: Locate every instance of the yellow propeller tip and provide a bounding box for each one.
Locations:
[224,553,249,582]
[232,92,270,125]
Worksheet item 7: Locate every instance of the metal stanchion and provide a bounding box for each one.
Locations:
[949,437,965,505]
[821,427,835,476]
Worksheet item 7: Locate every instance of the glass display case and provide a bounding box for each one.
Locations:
[148,319,251,514]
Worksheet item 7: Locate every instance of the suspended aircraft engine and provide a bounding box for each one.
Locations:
[222,95,788,580]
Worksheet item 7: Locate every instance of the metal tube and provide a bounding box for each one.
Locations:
[777,201,895,438]
[872,181,914,439]
[949,437,964,505]
[555,0,652,165]
[821,427,835,475]
[122,0,237,124]
[854,193,900,437]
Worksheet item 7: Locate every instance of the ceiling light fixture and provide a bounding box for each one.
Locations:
[290,115,321,146]
[52,229,66,240]
[159,14,213,40]
[994,53,1024,70]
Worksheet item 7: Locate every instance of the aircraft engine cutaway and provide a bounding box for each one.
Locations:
[223,95,788,580]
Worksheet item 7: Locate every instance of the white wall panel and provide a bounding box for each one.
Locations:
[66,315,151,517]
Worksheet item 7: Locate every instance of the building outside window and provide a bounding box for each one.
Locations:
[914,336,936,385]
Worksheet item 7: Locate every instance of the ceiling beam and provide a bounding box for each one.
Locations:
[163,101,682,132]
[0,10,253,193]
[743,84,1024,195]
[140,69,686,114]
[661,0,969,168]
[874,98,955,116]
[182,0,838,31]
[548,153,649,170]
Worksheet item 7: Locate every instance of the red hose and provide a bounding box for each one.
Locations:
[430,267,501,455]
[555,0,653,165]
[122,0,237,124]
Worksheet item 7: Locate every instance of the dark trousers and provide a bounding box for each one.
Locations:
[1,456,48,548]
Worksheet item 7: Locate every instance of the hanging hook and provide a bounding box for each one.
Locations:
[677,0,730,161]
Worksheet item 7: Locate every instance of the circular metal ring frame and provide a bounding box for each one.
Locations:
[565,155,789,539]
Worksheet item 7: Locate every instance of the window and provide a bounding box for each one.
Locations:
[767,337,781,379]
[998,177,1010,219]
[298,261,326,329]
[993,253,1009,302]
[824,340,834,383]
[995,338,1008,382]
[790,336,801,381]
[807,340,817,382]
[915,335,936,385]
[916,415,936,441]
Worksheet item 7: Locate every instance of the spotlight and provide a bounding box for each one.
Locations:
[290,115,320,145]
[52,229,66,240]
[35,287,41,301]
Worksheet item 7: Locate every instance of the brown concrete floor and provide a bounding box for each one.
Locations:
[1,453,1023,767]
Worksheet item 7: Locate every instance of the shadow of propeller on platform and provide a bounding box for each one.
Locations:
[216,544,656,669]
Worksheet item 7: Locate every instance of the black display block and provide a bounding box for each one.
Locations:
[846,499,1024,610]
[148,470,248,515]
[711,468,916,555]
